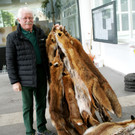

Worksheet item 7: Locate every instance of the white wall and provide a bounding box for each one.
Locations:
[79,0,135,75]
[92,42,135,74]
[78,0,92,54]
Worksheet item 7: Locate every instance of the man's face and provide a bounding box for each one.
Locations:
[17,11,34,32]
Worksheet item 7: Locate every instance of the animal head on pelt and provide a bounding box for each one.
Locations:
[49,49,63,82]
[46,29,57,63]
[54,29,75,55]
[46,26,71,63]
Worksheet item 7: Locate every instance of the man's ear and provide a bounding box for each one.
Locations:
[17,18,20,23]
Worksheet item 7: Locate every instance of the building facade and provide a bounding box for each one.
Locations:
[0,0,135,74]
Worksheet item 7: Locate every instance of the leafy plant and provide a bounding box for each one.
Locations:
[1,10,15,27]
[41,0,62,24]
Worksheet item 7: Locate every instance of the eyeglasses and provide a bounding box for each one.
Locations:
[21,17,33,20]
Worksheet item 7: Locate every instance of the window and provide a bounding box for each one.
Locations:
[132,0,135,11]
[93,0,135,43]
[121,0,128,11]
[92,1,117,44]
[121,14,129,31]
[103,0,112,4]
[0,0,81,46]
[61,0,80,39]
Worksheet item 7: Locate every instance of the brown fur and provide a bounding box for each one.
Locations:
[62,28,122,118]
[49,51,78,135]
[55,30,113,117]
[46,30,57,63]
[46,26,122,134]
[84,119,135,135]
[62,72,87,134]
[81,110,100,126]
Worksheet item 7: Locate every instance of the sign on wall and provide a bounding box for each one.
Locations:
[92,1,117,44]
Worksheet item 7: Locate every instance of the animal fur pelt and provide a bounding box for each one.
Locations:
[49,50,79,135]
[46,26,122,135]
[84,115,135,135]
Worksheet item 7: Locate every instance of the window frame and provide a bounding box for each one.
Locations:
[93,0,135,43]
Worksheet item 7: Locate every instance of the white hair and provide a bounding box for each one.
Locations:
[17,7,33,19]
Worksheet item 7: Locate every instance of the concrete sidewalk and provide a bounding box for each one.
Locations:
[0,67,135,135]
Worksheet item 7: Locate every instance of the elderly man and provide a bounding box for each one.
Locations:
[6,7,55,135]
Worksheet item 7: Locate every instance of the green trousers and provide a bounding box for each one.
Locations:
[21,65,47,135]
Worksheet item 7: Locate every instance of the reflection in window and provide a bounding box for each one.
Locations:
[132,0,135,11]
[122,14,129,31]
[0,0,12,4]
[121,0,128,12]
[116,0,118,11]
[117,14,120,31]
[61,0,79,39]
[103,0,111,4]
[132,13,135,30]
[94,1,101,8]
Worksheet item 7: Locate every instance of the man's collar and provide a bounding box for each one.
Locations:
[21,27,34,34]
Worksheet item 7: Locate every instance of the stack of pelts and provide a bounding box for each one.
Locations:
[124,73,135,91]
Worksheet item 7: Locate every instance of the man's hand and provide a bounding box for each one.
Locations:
[12,82,22,92]
[54,24,64,30]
